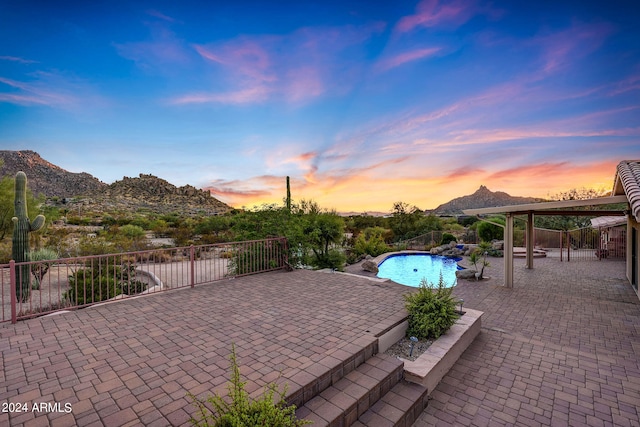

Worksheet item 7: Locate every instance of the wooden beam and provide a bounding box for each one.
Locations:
[512,210,625,217]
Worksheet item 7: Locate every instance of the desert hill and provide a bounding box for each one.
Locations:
[432,185,543,215]
[0,150,231,216]
[0,150,106,197]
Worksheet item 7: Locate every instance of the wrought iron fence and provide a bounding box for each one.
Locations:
[398,230,478,249]
[520,226,626,262]
[1,237,288,324]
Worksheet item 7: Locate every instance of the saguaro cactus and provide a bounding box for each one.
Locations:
[12,171,45,302]
[286,176,291,212]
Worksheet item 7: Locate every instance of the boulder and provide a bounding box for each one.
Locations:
[361,260,379,274]
[455,269,477,280]
[492,240,504,250]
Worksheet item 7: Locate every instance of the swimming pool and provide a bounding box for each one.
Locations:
[376,253,462,288]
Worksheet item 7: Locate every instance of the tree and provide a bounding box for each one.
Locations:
[302,211,345,269]
[477,217,505,242]
[354,226,389,257]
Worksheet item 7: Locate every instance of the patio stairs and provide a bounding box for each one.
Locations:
[290,340,429,427]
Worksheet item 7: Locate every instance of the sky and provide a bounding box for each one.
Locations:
[1,1,639,213]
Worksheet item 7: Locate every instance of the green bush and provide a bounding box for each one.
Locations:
[65,263,147,305]
[189,344,310,427]
[404,276,459,340]
[440,232,457,245]
[477,217,504,242]
[354,226,390,257]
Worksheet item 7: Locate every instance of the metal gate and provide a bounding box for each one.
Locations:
[531,226,626,261]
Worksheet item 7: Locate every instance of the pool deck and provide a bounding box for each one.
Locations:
[414,256,640,426]
[1,256,639,426]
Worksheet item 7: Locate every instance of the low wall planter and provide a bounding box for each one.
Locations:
[401,308,483,393]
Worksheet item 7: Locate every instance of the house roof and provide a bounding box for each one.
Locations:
[613,160,640,222]
[591,216,627,228]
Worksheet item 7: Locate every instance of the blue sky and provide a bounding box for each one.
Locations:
[1,0,639,212]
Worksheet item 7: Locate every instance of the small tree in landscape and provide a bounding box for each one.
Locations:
[189,344,310,427]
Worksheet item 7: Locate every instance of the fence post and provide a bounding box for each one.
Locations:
[283,238,289,269]
[566,231,571,262]
[10,260,17,324]
[190,245,195,288]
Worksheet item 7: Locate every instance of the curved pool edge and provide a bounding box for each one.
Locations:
[372,250,466,268]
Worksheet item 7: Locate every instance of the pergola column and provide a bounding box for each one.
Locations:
[526,212,534,269]
[505,212,514,288]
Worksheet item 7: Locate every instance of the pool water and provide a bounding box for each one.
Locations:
[376,254,462,288]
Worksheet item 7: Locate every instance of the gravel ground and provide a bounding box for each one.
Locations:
[384,336,433,361]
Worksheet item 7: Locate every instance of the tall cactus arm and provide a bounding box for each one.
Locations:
[31,214,45,231]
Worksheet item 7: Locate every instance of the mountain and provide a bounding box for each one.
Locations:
[0,150,107,197]
[0,150,231,216]
[432,185,543,215]
[82,174,231,216]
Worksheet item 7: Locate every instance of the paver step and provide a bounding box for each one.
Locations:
[295,354,404,426]
[355,379,429,427]
[285,338,378,410]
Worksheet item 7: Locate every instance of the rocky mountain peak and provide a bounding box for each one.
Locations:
[433,185,543,215]
[0,151,231,217]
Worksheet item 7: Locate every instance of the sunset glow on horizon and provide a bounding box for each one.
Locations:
[1,1,638,213]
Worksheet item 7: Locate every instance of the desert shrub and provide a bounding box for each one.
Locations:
[29,248,59,290]
[477,217,504,242]
[404,276,459,340]
[189,344,310,427]
[440,232,457,245]
[65,263,147,305]
[354,226,390,257]
[323,248,347,271]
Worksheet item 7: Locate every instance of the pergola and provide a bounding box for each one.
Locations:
[463,195,629,288]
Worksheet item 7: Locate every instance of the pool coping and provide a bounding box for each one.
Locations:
[372,250,465,267]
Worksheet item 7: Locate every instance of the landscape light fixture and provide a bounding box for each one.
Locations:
[409,336,418,357]
[459,299,464,314]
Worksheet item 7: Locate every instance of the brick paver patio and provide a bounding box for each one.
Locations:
[416,257,640,427]
[0,270,409,426]
[1,256,639,426]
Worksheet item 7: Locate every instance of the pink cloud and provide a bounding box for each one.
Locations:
[396,0,476,33]
[532,21,613,75]
[194,40,276,83]
[170,86,271,105]
[376,47,441,71]
[175,23,383,106]
[608,73,640,97]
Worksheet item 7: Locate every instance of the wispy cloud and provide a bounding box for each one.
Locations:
[173,23,384,106]
[0,56,38,64]
[146,9,177,23]
[171,86,271,105]
[395,0,477,33]
[531,21,613,75]
[0,75,76,107]
[376,47,441,72]
[115,23,192,72]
